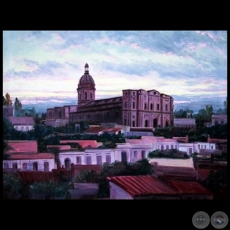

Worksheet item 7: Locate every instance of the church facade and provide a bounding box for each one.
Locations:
[46,63,174,128]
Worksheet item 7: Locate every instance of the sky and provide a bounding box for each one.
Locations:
[3,30,227,113]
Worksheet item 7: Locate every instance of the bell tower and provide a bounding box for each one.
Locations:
[77,63,96,108]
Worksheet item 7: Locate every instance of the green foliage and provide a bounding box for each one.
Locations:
[29,181,70,199]
[214,150,227,161]
[79,121,89,133]
[203,169,227,195]
[75,170,99,183]
[148,149,189,159]
[3,173,24,199]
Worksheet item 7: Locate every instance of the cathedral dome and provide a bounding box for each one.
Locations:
[78,63,95,85]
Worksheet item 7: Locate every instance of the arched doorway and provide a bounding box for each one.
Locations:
[166,120,169,127]
[64,158,71,171]
[153,118,158,128]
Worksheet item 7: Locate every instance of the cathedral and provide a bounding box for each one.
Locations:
[45,63,174,128]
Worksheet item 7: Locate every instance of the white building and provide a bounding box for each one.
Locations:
[3,153,56,171]
[7,116,35,132]
[212,114,227,126]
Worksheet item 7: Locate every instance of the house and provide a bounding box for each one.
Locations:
[7,116,35,132]
[6,140,38,154]
[211,114,227,126]
[173,118,196,129]
[107,175,179,199]
[3,153,55,172]
[3,140,56,172]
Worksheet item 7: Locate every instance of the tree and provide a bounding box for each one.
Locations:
[79,121,89,133]
[223,98,227,114]
[5,93,12,105]
[48,147,61,168]
[14,97,22,117]
[3,96,7,105]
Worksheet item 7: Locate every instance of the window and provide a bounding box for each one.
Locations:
[166,145,169,150]
[141,151,145,159]
[150,103,153,110]
[106,155,111,164]
[121,152,127,162]
[132,120,135,127]
[211,145,213,149]
[165,104,168,111]
[133,102,135,109]
[4,162,9,169]
[198,144,200,149]
[90,93,93,99]
[22,163,27,170]
[79,93,81,100]
[44,162,49,171]
[33,162,38,171]
[124,101,127,108]
[189,148,193,154]
[86,156,92,165]
[85,92,87,100]
[134,151,138,157]
[144,103,147,110]
[157,104,159,110]
[12,163,17,169]
[124,119,127,125]
[96,156,102,165]
[145,120,148,127]
[161,145,164,150]
[171,145,173,149]
[64,158,71,170]
[76,157,82,165]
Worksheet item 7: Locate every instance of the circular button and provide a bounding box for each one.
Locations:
[211,211,228,229]
[192,211,210,229]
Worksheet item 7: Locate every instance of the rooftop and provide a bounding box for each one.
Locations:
[107,175,178,197]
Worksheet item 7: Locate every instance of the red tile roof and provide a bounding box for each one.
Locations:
[163,179,213,195]
[7,141,38,153]
[107,175,178,197]
[208,138,227,143]
[9,153,54,160]
[19,171,57,183]
[60,140,100,148]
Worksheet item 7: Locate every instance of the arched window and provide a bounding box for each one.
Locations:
[153,118,158,128]
[150,103,153,110]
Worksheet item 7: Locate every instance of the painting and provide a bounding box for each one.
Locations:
[3,31,227,201]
